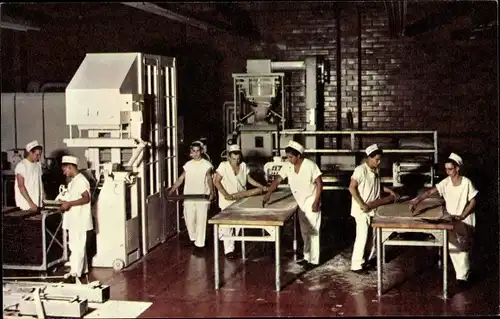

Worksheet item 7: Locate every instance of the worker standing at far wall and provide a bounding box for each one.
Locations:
[15,140,45,211]
[263,141,323,271]
[169,141,214,253]
[58,155,93,283]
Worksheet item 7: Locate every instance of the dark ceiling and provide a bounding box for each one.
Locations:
[1,1,497,41]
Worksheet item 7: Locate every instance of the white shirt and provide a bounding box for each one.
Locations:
[216,161,249,210]
[350,162,381,217]
[436,176,478,226]
[14,158,43,210]
[62,173,93,232]
[278,158,322,213]
[183,159,213,196]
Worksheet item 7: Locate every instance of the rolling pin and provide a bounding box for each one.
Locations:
[229,187,264,200]
[367,194,397,209]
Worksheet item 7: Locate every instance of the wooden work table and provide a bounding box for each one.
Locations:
[208,189,298,292]
[372,197,454,299]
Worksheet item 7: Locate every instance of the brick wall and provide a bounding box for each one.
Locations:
[245,2,497,158]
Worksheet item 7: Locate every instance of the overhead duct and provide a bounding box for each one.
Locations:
[121,2,221,32]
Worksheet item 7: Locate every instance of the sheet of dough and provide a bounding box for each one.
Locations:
[226,189,297,215]
[376,197,444,220]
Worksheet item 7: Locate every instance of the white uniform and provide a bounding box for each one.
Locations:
[350,162,380,271]
[278,158,322,265]
[14,159,44,210]
[216,161,250,254]
[436,176,478,280]
[183,158,213,248]
[62,173,93,277]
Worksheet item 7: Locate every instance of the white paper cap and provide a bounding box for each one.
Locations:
[365,143,380,156]
[25,140,42,152]
[448,153,463,166]
[62,155,79,166]
[287,141,305,154]
[228,144,241,152]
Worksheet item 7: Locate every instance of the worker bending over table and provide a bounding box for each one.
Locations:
[263,141,323,271]
[409,153,478,288]
[169,141,214,252]
[15,140,45,212]
[214,144,268,259]
[349,144,398,274]
[58,155,92,283]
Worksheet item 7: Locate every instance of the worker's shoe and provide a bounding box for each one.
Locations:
[225,251,238,259]
[192,246,204,256]
[362,259,377,271]
[297,259,309,267]
[350,269,369,275]
[304,262,318,271]
[456,279,470,290]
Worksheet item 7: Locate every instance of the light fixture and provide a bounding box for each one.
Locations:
[0,20,40,31]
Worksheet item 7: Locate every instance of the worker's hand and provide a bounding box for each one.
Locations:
[409,199,418,214]
[29,203,39,212]
[451,215,464,222]
[361,202,371,213]
[262,192,271,205]
[312,200,320,213]
[224,194,234,201]
[261,186,269,192]
[59,201,72,212]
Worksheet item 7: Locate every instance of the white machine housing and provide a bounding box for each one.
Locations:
[64,52,179,270]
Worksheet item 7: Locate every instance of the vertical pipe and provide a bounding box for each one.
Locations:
[357,6,363,150]
[171,59,180,233]
[166,67,172,188]
[335,5,342,148]
[154,63,160,194]
[13,93,18,149]
[147,65,154,196]
[41,93,46,160]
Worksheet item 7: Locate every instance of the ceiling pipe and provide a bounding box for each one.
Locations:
[122,2,223,32]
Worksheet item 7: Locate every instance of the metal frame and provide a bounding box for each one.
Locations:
[212,212,297,292]
[279,130,438,190]
[3,211,68,272]
[373,224,451,299]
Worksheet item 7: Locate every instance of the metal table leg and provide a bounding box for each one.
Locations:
[241,228,246,260]
[443,229,448,299]
[293,211,297,261]
[275,226,281,292]
[376,227,382,296]
[214,224,220,290]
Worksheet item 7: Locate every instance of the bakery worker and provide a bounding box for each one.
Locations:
[169,141,214,251]
[15,140,45,211]
[409,153,478,287]
[263,141,323,270]
[59,155,93,282]
[349,144,398,274]
[213,144,268,258]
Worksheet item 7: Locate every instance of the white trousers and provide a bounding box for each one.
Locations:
[219,226,242,254]
[67,229,88,277]
[448,221,474,280]
[184,201,210,248]
[298,208,321,265]
[351,214,376,271]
